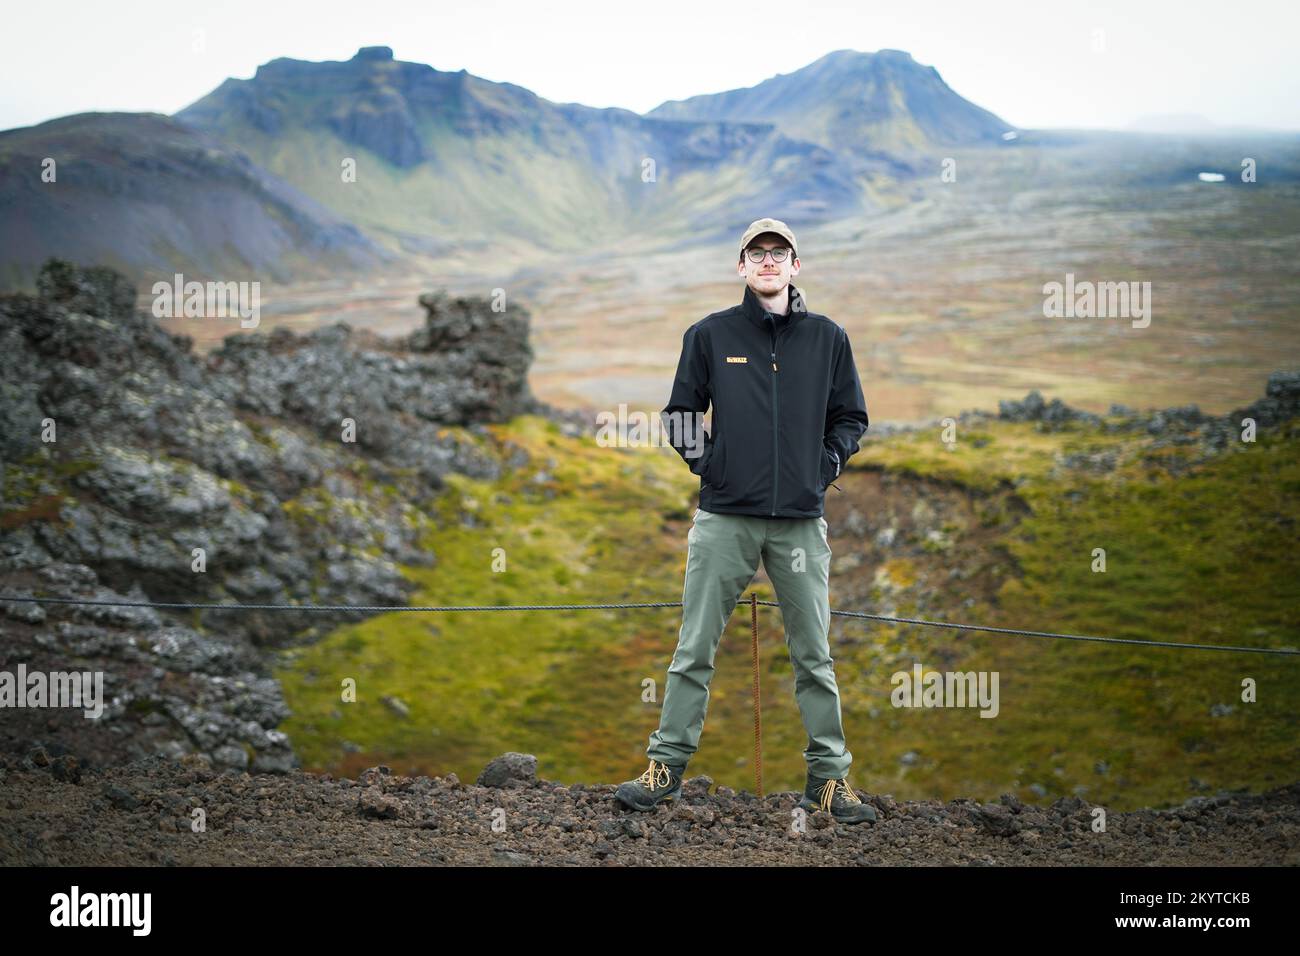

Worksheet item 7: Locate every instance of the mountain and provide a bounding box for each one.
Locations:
[0,111,391,289]
[647,48,1014,157]
[0,46,1015,289]
[172,46,871,259]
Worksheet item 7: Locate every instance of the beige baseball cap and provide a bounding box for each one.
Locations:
[739,217,798,259]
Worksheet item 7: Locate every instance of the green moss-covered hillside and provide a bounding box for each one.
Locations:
[275,409,1300,811]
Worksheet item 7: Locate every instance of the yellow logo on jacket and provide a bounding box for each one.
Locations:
[725,356,748,363]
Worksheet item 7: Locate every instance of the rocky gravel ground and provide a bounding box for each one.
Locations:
[3,751,1296,867]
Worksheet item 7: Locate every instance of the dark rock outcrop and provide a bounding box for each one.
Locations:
[1,562,296,774]
[0,258,555,773]
[996,389,1102,428]
[1236,369,1300,427]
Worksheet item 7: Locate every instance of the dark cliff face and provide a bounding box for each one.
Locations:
[0,258,547,773]
[325,86,427,167]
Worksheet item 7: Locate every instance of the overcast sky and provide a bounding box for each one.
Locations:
[2,0,1297,133]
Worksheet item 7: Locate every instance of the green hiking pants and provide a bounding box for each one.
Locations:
[646,507,853,778]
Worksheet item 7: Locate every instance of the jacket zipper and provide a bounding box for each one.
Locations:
[770,321,779,516]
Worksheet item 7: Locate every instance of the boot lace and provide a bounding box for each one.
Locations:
[638,760,675,792]
[818,777,861,811]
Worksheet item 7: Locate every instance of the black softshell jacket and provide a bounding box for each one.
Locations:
[661,282,869,518]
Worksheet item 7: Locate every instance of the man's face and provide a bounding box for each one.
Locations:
[738,234,800,297]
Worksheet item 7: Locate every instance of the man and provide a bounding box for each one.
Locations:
[614,217,876,824]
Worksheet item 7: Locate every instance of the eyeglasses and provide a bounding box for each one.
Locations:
[745,247,791,263]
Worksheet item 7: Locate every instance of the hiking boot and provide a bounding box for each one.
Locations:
[614,759,686,811]
[798,773,878,824]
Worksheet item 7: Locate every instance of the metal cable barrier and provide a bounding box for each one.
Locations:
[5,591,1295,799]
[2,593,1295,656]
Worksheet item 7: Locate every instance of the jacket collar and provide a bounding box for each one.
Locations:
[742,281,807,331]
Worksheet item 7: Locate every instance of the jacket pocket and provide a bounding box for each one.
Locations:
[705,440,726,488]
[819,445,839,491]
